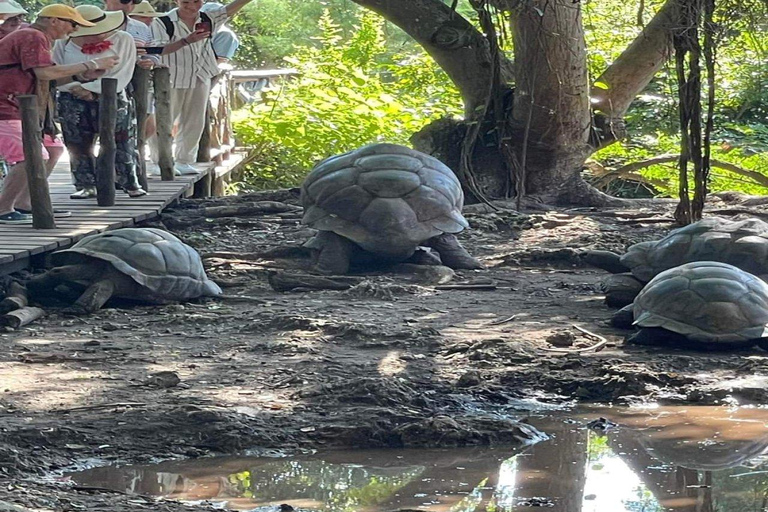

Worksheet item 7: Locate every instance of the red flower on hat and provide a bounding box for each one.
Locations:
[80,40,113,55]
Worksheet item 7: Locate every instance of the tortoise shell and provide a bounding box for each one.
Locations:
[52,228,221,300]
[301,143,468,259]
[633,261,768,343]
[621,217,768,282]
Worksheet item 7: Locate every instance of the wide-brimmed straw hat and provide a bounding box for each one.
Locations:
[69,5,125,36]
[38,4,95,26]
[0,0,26,16]
[129,1,165,17]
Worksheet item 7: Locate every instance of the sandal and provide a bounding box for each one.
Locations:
[126,188,148,198]
[70,187,97,199]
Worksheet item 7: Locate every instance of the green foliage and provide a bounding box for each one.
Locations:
[232,9,462,190]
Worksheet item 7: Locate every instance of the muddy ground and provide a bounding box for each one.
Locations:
[2,190,768,511]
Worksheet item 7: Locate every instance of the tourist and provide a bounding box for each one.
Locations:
[53,5,146,199]
[0,4,118,224]
[150,0,255,175]
[0,0,28,40]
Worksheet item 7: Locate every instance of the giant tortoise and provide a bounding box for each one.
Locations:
[612,261,768,351]
[584,217,768,306]
[27,228,221,314]
[301,143,483,274]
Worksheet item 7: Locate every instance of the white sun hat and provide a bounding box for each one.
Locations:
[70,4,126,37]
[0,0,27,16]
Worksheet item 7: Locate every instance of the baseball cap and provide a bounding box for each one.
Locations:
[37,4,96,26]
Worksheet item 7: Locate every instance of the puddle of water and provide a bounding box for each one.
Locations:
[66,406,768,512]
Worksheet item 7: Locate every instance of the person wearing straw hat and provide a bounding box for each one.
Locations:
[0,4,119,224]
[54,5,147,200]
[0,0,28,40]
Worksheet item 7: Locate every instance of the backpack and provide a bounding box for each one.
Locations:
[158,11,213,40]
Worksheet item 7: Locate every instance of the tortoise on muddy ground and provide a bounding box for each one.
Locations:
[612,261,768,351]
[300,143,483,274]
[27,228,221,314]
[584,217,768,307]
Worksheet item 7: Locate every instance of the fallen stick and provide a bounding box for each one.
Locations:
[434,284,497,291]
[0,307,45,329]
[199,201,301,218]
[202,247,312,261]
[0,281,28,314]
[542,324,610,354]
[217,294,266,304]
[60,402,147,412]
[268,272,363,292]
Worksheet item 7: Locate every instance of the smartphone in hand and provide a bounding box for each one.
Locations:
[144,47,164,55]
[195,21,212,33]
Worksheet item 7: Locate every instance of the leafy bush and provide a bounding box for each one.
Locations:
[232,9,462,191]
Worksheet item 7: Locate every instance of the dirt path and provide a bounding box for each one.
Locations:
[2,193,767,511]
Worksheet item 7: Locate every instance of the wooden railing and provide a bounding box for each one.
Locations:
[16,66,298,228]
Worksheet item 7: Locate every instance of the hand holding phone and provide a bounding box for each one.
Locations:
[194,21,211,33]
[144,47,164,55]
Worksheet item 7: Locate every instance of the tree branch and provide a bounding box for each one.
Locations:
[596,154,768,189]
[350,0,512,116]
[591,0,680,125]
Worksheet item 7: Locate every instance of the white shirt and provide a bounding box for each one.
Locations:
[53,31,137,94]
[150,6,227,89]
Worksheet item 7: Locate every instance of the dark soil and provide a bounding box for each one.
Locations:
[1,190,767,511]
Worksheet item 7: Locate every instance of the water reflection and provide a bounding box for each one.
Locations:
[67,406,768,512]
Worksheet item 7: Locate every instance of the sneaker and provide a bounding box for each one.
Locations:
[149,164,182,177]
[174,163,199,175]
[146,163,161,176]
[70,187,97,199]
[16,208,72,218]
[0,210,32,224]
[126,188,148,198]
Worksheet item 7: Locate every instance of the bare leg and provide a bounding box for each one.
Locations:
[426,233,484,270]
[16,146,64,211]
[63,279,116,315]
[0,162,28,215]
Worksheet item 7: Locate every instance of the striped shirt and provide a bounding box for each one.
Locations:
[125,18,160,65]
[150,6,227,89]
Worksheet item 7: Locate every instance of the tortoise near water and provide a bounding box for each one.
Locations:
[584,217,768,307]
[27,228,221,314]
[612,261,768,351]
[301,143,483,274]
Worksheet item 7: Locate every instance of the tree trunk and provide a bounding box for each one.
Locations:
[356,0,681,206]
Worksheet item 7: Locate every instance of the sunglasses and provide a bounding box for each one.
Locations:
[120,0,143,5]
[56,18,78,28]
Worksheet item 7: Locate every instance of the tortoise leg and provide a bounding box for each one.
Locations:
[625,327,680,347]
[610,304,635,329]
[63,278,116,315]
[27,264,100,298]
[602,273,644,308]
[582,250,630,274]
[426,234,483,270]
[308,231,355,275]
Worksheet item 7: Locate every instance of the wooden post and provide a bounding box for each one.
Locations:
[193,171,212,198]
[153,67,174,181]
[18,95,54,229]
[96,77,117,207]
[132,66,151,191]
[196,102,211,163]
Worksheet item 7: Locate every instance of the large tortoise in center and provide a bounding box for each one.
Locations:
[301,143,483,274]
[27,228,221,314]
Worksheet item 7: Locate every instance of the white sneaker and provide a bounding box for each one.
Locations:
[148,163,182,177]
[174,163,199,175]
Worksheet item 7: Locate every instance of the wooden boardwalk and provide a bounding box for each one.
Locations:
[0,153,244,275]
